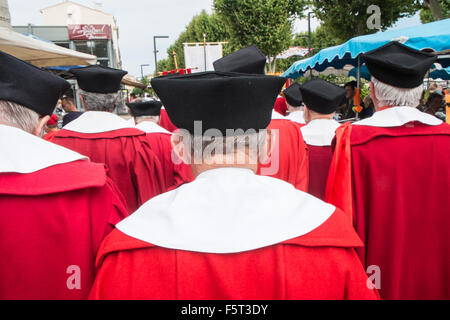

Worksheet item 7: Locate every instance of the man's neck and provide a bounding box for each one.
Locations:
[191,163,258,179]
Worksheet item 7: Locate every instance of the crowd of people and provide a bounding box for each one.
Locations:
[0,41,449,300]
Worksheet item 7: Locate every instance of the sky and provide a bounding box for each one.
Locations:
[8,0,422,77]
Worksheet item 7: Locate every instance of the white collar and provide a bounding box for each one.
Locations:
[300,119,340,146]
[271,110,286,120]
[117,168,335,254]
[136,121,171,134]
[285,110,306,124]
[354,106,442,128]
[64,111,136,134]
[0,125,87,174]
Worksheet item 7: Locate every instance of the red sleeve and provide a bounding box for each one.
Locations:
[133,142,167,205]
[344,249,381,300]
[325,122,354,222]
[89,178,129,255]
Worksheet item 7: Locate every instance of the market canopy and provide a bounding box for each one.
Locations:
[283,18,450,79]
[0,26,97,67]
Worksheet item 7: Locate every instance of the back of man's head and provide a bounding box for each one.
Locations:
[0,100,40,134]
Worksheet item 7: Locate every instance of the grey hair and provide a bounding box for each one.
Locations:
[79,89,122,112]
[180,129,267,165]
[135,115,160,124]
[0,100,39,134]
[372,76,423,107]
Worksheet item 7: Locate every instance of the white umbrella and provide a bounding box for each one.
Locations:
[0,27,97,67]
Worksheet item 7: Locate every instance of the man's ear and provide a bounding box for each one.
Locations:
[79,93,87,111]
[35,116,50,137]
[259,129,275,164]
[171,131,191,165]
[304,106,311,124]
[370,82,379,110]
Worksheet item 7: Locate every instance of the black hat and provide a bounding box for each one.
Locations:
[283,83,303,107]
[151,71,286,135]
[213,45,267,75]
[300,79,346,114]
[127,100,163,117]
[69,65,128,93]
[362,41,437,89]
[0,50,70,116]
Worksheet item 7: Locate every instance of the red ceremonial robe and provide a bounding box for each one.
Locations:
[159,108,178,132]
[326,107,450,300]
[258,113,309,192]
[136,121,194,190]
[274,96,288,116]
[301,119,341,200]
[89,168,378,300]
[50,112,165,213]
[0,125,128,300]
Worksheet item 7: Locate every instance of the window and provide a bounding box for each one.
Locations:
[74,40,108,58]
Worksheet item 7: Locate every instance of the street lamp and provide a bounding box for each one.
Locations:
[140,64,150,80]
[153,35,169,75]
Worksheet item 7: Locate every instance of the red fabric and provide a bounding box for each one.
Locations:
[258,119,309,192]
[50,128,165,214]
[140,132,194,190]
[43,130,58,141]
[274,97,288,116]
[47,115,59,126]
[325,122,353,222]
[89,209,379,300]
[159,109,178,133]
[0,161,128,300]
[327,122,450,300]
[307,145,333,201]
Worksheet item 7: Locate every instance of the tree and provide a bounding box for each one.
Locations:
[310,0,421,43]
[420,0,450,23]
[214,0,307,73]
[156,10,230,74]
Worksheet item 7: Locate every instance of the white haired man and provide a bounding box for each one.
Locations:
[50,66,165,214]
[0,51,127,299]
[214,46,309,192]
[89,71,378,300]
[326,41,450,299]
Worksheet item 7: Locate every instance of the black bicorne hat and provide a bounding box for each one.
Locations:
[213,45,267,75]
[300,79,346,114]
[70,65,128,93]
[362,41,437,88]
[0,50,70,116]
[151,71,286,135]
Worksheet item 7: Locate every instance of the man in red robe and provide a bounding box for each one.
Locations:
[89,69,378,300]
[0,51,127,299]
[214,46,309,191]
[326,41,450,299]
[299,79,345,200]
[127,99,194,189]
[50,66,165,214]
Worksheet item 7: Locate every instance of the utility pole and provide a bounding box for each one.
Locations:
[140,64,150,81]
[308,11,312,79]
[153,35,169,75]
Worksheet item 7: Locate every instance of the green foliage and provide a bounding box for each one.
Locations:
[214,0,308,72]
[420,0,450,23]
[156,10,231,74]
[311,0,421,43]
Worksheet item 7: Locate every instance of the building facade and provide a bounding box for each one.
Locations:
[13,1,121,68]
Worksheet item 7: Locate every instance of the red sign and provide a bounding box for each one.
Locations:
[68,24,112,40]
